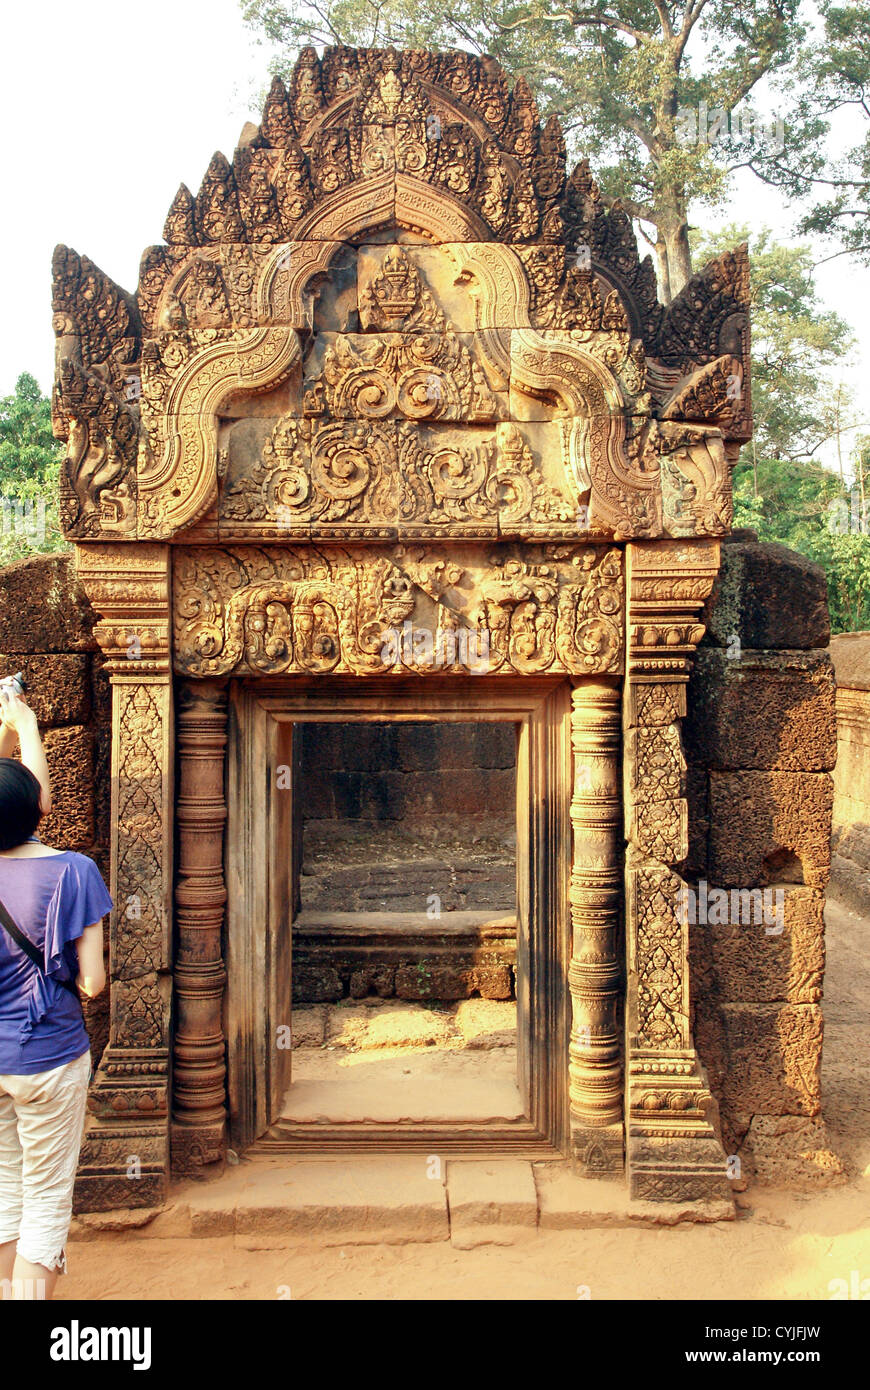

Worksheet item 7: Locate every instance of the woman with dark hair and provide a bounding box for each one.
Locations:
[0,687,111,1300]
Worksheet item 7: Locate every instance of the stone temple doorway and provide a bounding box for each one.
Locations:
[56,43,750,1209]
[226,678,573,1156]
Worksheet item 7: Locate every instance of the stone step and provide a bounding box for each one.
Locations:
[447,1159,538,1249]
[69,1158,734,1247]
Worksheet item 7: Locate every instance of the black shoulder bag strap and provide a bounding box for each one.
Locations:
[0,894,81,1001]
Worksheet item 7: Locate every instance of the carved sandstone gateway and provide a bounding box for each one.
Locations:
[51,45,752,1212]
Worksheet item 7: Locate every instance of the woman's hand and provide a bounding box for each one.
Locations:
[0,690,52,816]
[0,688,37,733]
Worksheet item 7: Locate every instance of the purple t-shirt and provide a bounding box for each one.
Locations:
[0,850,113,1074]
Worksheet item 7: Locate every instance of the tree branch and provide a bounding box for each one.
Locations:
[493,10,651,45]
[676,0,710,58]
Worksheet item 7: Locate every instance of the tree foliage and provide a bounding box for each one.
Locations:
[0,374,68,565]
[691,222,866,633]
[731,431,870,633]
[747,0,870,266]
[242,0,810,298]
[692,224,855,462]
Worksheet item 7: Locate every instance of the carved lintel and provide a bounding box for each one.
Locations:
[623,539,731,1204]
[172,543,624,679]
[568,679,623,1173]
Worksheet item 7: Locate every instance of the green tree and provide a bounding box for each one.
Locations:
[690,226,869,632]
[748,0,870,266]
[731,452,870,633]
[0,374,68,565]
[242,0,810,299]
[692,225,855,463]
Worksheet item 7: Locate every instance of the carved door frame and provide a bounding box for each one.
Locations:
[225,675,580,1155]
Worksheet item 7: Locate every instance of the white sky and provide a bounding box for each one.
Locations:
[1,0,867,474]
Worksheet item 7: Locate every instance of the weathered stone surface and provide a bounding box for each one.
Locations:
[447,1159,537,1247]
[828,637,870,912]
[0,554,96,652]
[90,656,112,847]
[534,1162,734,1226]
[738,1115,846,1188]
[708,771,833,888]
[301,847,515,911]
[304,767,517,823]
[349,965,396,998]
[301,720,515,774]
[39,725,95,849]
[473,965,514,999]
[290,908,517,1001]
[685,649,836,772]
[828,839,867,917]
[690,885,825,1004]
[702,541,829,651]
[184,1158,449,1244]
[695,1002,823,1117]
[396,962,479,1000]
[685,765,710,878]
[0,652,91,726]
[829,630,870,690]
[292,964,343,1003]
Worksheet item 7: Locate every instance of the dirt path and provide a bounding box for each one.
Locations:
[57,901,869,1302]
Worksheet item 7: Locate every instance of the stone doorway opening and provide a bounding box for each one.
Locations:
[226,679,574,1158]
[289,719,519,1140]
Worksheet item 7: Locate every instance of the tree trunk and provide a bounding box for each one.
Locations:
[663,221,693,298]
[654,236,672,305]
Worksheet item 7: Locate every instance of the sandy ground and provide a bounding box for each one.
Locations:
[56,901,869,1302]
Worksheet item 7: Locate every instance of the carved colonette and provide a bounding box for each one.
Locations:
[171,681,229,1175]
[568,680,623,1171]
[50,44,751,1209]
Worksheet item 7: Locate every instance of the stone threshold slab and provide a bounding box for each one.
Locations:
[69,1157,734,1245]
[294,909,517,939]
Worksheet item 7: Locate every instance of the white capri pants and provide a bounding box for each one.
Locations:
[0,1049,91,1272]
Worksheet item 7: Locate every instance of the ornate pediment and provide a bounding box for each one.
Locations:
[51,44,749,546]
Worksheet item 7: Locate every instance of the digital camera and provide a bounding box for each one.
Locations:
[0,672,27,697]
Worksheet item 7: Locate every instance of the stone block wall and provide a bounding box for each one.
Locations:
[295,720,517,1002]
[684,535,842,1186]
[0,544,844,1185]
[298,720,515,835]
[0,553,112,1064]
[828,631,870,914]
